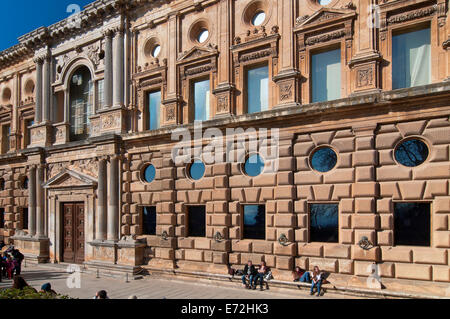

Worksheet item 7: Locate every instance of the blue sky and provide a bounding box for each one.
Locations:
[1,0,94,51]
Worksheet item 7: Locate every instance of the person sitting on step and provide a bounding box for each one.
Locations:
[292,266,311,283]
[241,260,257,289]
[310,266,324,297]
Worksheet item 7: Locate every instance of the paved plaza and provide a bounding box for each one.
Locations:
[0,264,363,299]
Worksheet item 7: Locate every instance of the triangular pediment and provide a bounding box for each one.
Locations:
[296,8,355,28]
[177,45,218,62]
[44,169,97,189]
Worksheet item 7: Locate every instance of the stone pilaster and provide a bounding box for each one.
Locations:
[107,155,119,241]
[103,29,114,109]
[28,166,36,237]
[273,70,301,107]
[34,57,43,124]
[212,83,236,117]
[35,164,46,239]
[42,54,51,123]
[113,28,124,108]
[97,158,107,241]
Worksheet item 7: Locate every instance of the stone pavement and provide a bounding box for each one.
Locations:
[0,264,364,299]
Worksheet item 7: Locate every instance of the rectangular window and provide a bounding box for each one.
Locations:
[0,208,4,229]
[394,203,430,246]
[97,79,105,109]
[142,206,157,236]
[187,206,206,237]
[392,27,431,89]
[243,205,266,240]
[22,208,29,230]
[311,48,341,103]
[310,204,339,243]
[2,125,10,153]
[25,119,34,147]
[247,65,269,114]
[193,79,210,122]
[148,91,161,131]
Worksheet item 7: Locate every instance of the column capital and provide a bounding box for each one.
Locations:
[33,57,44,65]
[103,28,115,38]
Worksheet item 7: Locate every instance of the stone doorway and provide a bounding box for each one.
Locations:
[62,202,85,264]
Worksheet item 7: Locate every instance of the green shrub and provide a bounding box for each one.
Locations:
[0,286,73,299]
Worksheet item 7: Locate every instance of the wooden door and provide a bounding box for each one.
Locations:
[63,203,85,264]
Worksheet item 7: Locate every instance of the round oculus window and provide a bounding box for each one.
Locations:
[244,154,265,177]
[310,147,338,173]
[395,138,429,167]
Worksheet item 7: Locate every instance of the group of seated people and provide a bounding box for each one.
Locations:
[240,261,326,297]
[11,276,58,295]
[241,261,270,291]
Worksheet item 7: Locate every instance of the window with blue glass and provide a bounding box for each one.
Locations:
[142,206,157,235]
[193,79,210,121]
[311,48,341,103]
[392,27,431,89]
[142,164,156,183]
[243,205,266,240]
[310,204,339,243]
[247,65,269,114]
[395,138,429,167]
[189,160,206,180]
[394,203,430,246]
[310,147,338,173]
[188,206,206,237]
[244,154,265,177]
[148,91,161,130]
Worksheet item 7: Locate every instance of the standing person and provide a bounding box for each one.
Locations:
[6,256,15,279]
[0,240,5,250]
[241,261,257,289]
[11,249,24,276]
[310,266,323,297]
[252,261,268,291]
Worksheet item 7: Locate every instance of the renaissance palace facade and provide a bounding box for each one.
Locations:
[0,0,449,291]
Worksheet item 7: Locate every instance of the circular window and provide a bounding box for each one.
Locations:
[144,37,161,59]
[142,164,156,183]
[198,29,209,44]
[244,154,265,177]
[318,0,333,5]
[152,45,161,58]
[395,138,429,167]
[188,160,206,181]
[310,147,338,173]
[252,11,266,26]
[21,177,29,190]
